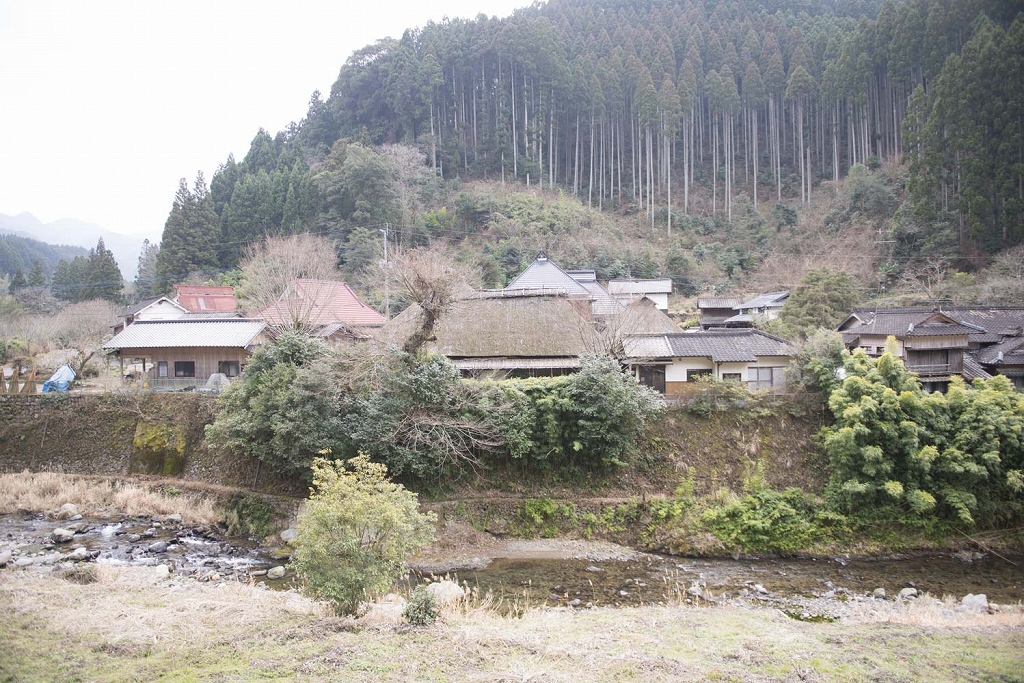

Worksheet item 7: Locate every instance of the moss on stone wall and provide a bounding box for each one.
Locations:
[130,422,186,476]
[0,393,304,495]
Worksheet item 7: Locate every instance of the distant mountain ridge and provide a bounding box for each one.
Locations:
[0,213,146,278]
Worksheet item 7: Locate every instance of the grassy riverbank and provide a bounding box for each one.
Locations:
[2,472,1023,681]
[2,564,1022,682]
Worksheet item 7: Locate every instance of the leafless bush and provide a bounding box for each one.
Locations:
[238,233,344,332]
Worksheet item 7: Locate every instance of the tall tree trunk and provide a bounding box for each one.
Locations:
[589,112,595,208]
[573,112,580,195]
[752,108,759,211]
[511,62,518,178]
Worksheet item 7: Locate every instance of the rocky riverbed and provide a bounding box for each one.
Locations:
[2,510,1021,623]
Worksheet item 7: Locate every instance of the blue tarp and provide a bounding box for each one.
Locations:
[42,364,76,393]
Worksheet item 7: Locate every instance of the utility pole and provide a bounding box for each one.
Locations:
[380,224,390,320]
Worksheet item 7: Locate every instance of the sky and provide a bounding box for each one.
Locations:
[0,0,528,241]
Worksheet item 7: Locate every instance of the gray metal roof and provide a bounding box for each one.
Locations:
[622,335,673,358]
[103,319,266,349]
[505,253,591,296]
[734,291,789,311]
[697,296,743,309]
[608,279,673,295]
[581,280,624,315]
[506,252,622,315]
[624,329,793,362]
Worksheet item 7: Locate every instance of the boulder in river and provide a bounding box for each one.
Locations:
[51,528,75,544]
[0,550,11,567]
[280,528,298,543]
[899,587,918,599]
[66,547,90,561]
[148,541,169,554]
[961,593,988,612]
[425,580,465,605]
[56,503,79,520]
[267,565,286,580]
[872,588,887,599]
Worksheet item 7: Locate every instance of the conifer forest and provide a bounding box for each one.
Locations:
[153,0,1024,294]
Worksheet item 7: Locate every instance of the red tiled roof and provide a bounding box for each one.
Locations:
[259,279,385,327]
[175,285,237,313]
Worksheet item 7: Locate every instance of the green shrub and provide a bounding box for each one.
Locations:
[290,455,436,615]
[701,487,820,553]
[513,498,577,537]
[205,332,343,481]
[222,494,275,540]
[403,586,439,625]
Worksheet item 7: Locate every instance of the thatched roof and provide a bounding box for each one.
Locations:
[611,298,680,336]
[380,291,602,359]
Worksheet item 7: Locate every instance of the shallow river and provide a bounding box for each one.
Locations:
[3,513,1021,609]
[432,553,1024,609]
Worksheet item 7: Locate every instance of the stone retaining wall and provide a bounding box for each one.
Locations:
[0,393,302,495]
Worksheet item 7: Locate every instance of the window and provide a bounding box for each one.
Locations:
[157,361,168,378]
[687,369,713,382]
[748,367,785,391]
[218,360,240,377]
[173,361,195,378]
[722,372,742,382]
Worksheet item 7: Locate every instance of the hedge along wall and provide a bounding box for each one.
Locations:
[0,393,303,495]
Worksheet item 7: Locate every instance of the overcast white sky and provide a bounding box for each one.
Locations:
[0,0,528,240]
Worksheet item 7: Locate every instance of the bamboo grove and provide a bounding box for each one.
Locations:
[320,0,1022,249]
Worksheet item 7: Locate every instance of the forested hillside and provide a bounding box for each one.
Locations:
[0,234,87,281]
[152,0,1024,302]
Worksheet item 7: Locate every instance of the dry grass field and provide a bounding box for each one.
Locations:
[0,471,221,525]
[2,563,1022,683]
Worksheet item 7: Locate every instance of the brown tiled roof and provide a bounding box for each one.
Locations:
[259,280,385,328]
[175,285,237,313]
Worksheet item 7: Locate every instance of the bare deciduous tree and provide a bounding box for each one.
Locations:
[53,300,120,375]
[380,144,436,245]
[391,246,479,355]
[238,233,345,333]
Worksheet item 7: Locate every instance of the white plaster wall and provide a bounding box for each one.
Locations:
[137,301,187,321]
[665,358,714,381]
